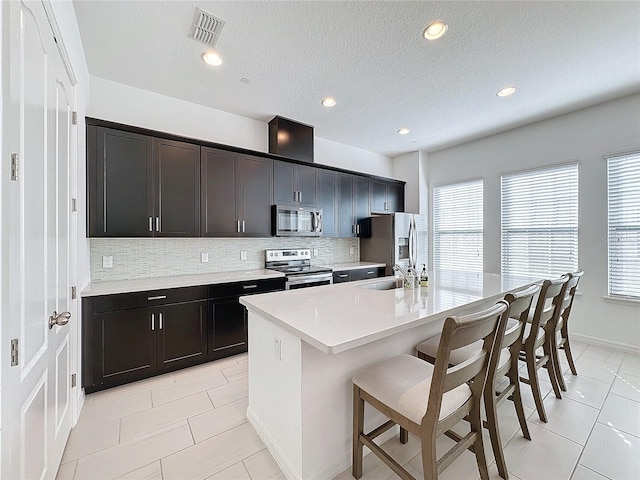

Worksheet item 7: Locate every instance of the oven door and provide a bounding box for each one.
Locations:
[273,205,323,237]
[285,273,333,290]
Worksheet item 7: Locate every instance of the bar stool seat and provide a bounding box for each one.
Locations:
[353,354,472,424]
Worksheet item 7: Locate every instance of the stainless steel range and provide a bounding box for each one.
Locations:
[265,249,333,290]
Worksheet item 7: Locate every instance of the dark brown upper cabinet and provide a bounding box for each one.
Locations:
[317,170,339,237]
[371,180,405,213]
[88,126,200,237]
[338,173,370,237]
[273,160,318,205]
[201,147,273,237]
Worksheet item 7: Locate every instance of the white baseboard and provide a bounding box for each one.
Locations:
[247,406,400,480]
[572,333,640,355]
[247,407,301,480]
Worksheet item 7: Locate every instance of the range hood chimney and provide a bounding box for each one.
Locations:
[268,116,314,163]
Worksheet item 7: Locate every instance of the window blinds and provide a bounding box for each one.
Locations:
[501,163,578,278]
[608,152,640,299]
[433,179,483,272]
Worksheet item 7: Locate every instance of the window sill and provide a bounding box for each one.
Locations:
[602,295,640,306]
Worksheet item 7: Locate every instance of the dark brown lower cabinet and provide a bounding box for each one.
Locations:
[82,279,285,393]
[333,267,385,284]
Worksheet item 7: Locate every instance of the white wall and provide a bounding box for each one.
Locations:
[88,77,393,177]
[427,94,640,350]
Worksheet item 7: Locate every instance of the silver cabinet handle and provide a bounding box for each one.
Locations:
[237,220,241,233]
[151,313,155,331]
[147,295,167,301]
[299,191,302,203]
[155,217,160,232]
[149,217,153,232]
[242,220,245,232]
[338,274,348,278]
[242,284,258,289]
[293,191,298,202]
[49,311,71,329]
[366,271,375,275]
[159,312,163,330]
[356,224,360,235]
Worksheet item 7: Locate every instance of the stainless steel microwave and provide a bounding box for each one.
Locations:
[272,205,323,237]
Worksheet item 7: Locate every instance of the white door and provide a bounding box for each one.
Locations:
[2,1,75,478]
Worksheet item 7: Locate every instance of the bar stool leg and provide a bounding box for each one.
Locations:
[352,385,364,479]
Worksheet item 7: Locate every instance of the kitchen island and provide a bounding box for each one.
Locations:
[240,270,539,480]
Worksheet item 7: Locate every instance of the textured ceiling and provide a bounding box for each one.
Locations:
[73,1,640,157]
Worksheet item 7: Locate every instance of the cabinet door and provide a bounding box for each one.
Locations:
[239,155,273,236]
[157,301,208,370]
[94,308,156,387]
[387,183,404,212]
[91,127,153,237]
[273,160,297,204]
[201,147,239,236]
[211,298,247,353]
[354,177,371,232]
[154,138,200,237]
[297,165,318,205]
[318,170,338,237]
[338,174,355,237]
[371,180,387,213]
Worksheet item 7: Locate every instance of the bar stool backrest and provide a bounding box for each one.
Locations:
[526,276,570,347]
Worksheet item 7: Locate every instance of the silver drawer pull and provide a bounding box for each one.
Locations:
[366,271,374,275]
[151,313,155,331]
[159,312,163,329]
[243,284,258,289]
[147,295,167,301]
[338,274,348,278]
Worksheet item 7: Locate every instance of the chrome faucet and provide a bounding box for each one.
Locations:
[392,264,407,276]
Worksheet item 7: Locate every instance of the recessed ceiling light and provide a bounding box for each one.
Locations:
[321,97,336,107]
[398,128,410,135]
[497,86,516,97]
[423,21,448,40]
[240,77,250,84]
[201,51,222,66]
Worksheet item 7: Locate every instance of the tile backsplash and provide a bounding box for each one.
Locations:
[90,237,360,282]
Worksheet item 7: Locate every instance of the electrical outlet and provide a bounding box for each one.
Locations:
[313,248,318,257]
[273,337,281,361]
[201,252,209,263]
[349,246,355,255]
[102,255,113,268]
[240,250,248,260]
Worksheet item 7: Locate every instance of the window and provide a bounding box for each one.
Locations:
[501,163,578,277]
[607,152,640,299]
[433,179,483,272]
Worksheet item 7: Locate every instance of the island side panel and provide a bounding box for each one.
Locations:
[247,311,303,479]
[299,319,446,479]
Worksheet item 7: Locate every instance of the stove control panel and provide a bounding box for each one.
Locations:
[266,249,311,261]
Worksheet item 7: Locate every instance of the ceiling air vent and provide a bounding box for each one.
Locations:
[189,8,225,48]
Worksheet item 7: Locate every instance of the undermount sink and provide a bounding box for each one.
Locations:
[357,278,403,291]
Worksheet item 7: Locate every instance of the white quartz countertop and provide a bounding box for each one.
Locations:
[81,269,285,297]
[325,261,386,272]
[240,270,540,355]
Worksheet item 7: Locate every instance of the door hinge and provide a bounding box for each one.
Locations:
[71,286,77,300]
[71,373,77,388]
[71,198,77,212]
[72,111,78,125]
[11,154,19,181]
[10,339,18,366]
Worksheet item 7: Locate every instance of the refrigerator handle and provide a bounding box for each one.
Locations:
[408,215,417,271]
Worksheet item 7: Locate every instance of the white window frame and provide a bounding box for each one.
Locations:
[501,162,579,278]
[432,179,483,272]
[607,151,640,300]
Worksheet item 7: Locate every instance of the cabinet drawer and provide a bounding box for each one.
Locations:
[90,286,209,313]
[210,277,285,299]
[333,271,351,283]
[351,267,384,281]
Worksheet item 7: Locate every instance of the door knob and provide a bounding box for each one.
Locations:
[49,311,71,329]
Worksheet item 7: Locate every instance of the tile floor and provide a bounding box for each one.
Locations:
[56,342,640,480]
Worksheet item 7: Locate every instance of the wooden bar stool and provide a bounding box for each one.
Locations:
[519,276,569,422]
[550,270,584,391]
[352,301,509,480]
[415,284,540,479]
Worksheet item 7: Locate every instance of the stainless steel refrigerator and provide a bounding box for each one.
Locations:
[360,213,428,276]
